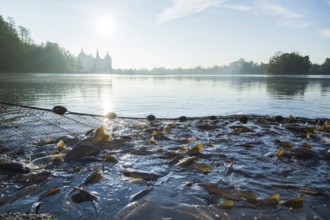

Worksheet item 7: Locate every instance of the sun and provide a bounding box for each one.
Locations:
[95,15,116,37]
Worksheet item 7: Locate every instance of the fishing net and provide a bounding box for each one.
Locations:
[0,102,106,149]
[1,102,330,220]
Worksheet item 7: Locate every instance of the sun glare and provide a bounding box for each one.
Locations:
[95,15,116,37]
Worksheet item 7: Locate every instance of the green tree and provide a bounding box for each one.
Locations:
[321,58,330,74]
[0,15,82,73]
[267,52,311,74]
[0,15,25,72]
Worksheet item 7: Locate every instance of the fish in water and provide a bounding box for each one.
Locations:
[121,170,162,181]
[201,183,241,201]
[115,200,152,220]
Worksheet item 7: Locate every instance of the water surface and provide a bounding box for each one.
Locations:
[1,73,330,118]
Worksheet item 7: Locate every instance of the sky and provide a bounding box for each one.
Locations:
[0,0,330,69]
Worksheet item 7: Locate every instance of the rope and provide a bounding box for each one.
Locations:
[0,101,211,120]
[1,101,323,122]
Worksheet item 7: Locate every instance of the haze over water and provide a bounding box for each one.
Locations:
[1,73,329,118]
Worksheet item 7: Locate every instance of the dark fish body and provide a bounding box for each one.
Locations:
[201,184,241,201]
[169,154,185,166]
[122,170,161,180]
[296,188,323,195]
[207,205,232,220]
[71,187,97,203]
[0,184,39,206]
[65,144,100,161]
[130,188,153,201]
[259,194,279,206]
[287,148,321,159]
[115,201,151,220]
[81,167,102,186]
[18,171,52,185]
[38,187,61,200]
[280,196,304,208]
[235,189,258,203]
[176,204,215,220]
[175,156,197,167]
[0,157,30,174]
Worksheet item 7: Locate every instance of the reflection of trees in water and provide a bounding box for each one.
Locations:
[266,77,308,98]
[319,79,330,95]
[266,77,330,98]
[115,75,330,97]
[0,75,112,107]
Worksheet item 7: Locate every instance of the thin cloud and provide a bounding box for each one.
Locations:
[320,29,330,38]
[223,4,253,12]
[258,1,302,18]
[222,1,303,19]
[223,1,309,30]
[279,20,312,29]
[158,0,226,23]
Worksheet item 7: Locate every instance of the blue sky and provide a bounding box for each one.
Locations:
[0,0,329,69]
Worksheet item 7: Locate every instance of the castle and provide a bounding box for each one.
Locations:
[78,49,112,73]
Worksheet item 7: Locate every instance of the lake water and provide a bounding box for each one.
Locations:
[1,73,330,118]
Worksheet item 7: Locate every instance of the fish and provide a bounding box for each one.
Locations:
[80,166,102,186]
[256,118,268,124]
[169,154,185,166]
[229,125,255,133]
[288,115,296,123]
[218,200,233,208]
[65,144,100,161]
[235,189,258,203]
[186,144,203,156]
[0,184,39,206]
[322,120,330,131]
[175,156,197,167]
[0,156,31,174]
[103,153,119,163]
[176,203,215,220]
[27,154,64,170]
[121,170,162,180]
[276,148,284,157]
[201,183,241,201]
[56,140,65,148]
[280,196,303,208]
[168,146,188,151]
[296,187,323,195]
[115,201,152,220]
[286,148,321,160]
[207,204,232,220]
[259,194,279,206]
[93,126,111,142]
[275,140,293,149]
[192,163,212,173]
[71,187,98,204]
[197,124,215,131]
[38,187,61,200]
[130,188,153,202]
[18,171,52,185]
[30,201,42,214]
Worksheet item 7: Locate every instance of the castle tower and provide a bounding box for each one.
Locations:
[96,49,100,59]
[104,52,112,72]
[78,49,112,73]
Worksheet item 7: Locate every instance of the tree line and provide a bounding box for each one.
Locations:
[114,54,330,75]
[1,15,329,74]
[0,15,82,73]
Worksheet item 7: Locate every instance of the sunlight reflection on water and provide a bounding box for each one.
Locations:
[0,73,330,118]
